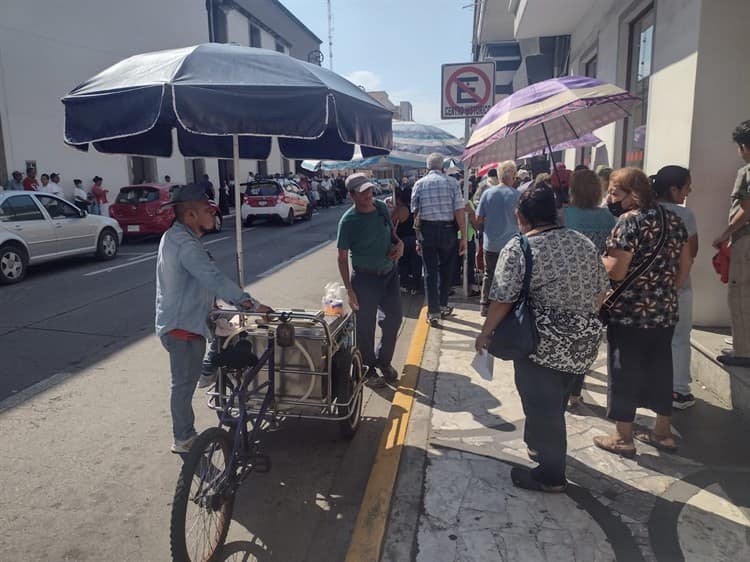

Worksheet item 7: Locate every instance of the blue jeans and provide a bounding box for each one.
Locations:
[352,267,403,368]
[420,222,458,314]
[161,334,207,442]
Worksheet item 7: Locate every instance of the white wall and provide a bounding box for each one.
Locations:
[0,0,211,193]
[685,0,750,326]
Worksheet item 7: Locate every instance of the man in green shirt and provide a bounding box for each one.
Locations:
[337,173,404,387]
[714,120,750,366]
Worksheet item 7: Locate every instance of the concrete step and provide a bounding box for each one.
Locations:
[691,328,750,417]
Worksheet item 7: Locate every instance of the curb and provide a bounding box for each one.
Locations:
[345,306,429,562]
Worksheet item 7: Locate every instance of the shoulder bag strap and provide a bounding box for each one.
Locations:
[519,234,533,299]
[603,206,668,310]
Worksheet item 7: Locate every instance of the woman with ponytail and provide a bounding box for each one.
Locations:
[652,166,698,410]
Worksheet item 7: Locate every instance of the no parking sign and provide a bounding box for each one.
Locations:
[441,62,495,119]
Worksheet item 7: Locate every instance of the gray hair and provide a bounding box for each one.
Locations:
[498,160,517,183]
[426,153,445,171]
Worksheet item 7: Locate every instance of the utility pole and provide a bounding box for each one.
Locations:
[327,0,333,70]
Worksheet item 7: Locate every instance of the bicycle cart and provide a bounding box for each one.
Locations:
[170,308,364,562]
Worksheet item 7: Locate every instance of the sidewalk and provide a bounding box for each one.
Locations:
[385,300,750,562]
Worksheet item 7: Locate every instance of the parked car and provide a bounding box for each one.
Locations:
[109,183,222,237]
[240,179,312,226]
[0,191,122,284]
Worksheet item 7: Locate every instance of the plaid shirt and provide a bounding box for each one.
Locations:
[410,170,463,221]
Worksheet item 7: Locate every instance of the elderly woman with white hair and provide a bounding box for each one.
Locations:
[475,160,521,317]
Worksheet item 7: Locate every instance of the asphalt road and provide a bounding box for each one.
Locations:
[0,206,348,403]
[0,202,424,561]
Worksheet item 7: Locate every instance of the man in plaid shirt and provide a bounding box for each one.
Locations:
[411,153,467,326]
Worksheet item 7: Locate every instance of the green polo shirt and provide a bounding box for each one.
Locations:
[337,199,393,271]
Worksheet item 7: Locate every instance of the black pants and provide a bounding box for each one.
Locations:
[571,373,585,397]
[420,222,458,314]
[480,250,500,311]
[351,268,403,368]
[514,357,577,486]
[398,235,422,291]
[607,323,675,422]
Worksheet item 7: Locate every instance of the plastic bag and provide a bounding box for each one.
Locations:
[322,282,347,316]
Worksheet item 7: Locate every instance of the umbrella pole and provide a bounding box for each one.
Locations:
[542,123,564,195]
[462,176,469,298]
[233,134,245,287]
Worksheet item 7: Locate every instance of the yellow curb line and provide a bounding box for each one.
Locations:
[345,306,430,562]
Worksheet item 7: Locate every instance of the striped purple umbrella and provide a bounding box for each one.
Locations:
[462,76,639,168]
[520,132,601,158]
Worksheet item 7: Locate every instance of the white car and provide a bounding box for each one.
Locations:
[0,192,123,284]
[240,179,312,226]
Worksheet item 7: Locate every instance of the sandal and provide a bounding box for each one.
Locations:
[510,467,567,493]
[593,435,636,459]
[634,431,678,453]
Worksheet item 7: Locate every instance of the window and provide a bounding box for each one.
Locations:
[246,182,281,196]
[1,194,44,221]
[257,160,268,177]
[37,194,81,218]
[275,41,285,53]
[623,5,655,169]
[116,187,160,204]
[249,25,261,48]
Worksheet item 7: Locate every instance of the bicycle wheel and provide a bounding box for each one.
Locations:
[170,427,235,562]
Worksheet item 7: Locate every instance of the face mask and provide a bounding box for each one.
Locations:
[607,200,626,217]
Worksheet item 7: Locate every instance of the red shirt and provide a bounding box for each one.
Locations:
[91,183,108,204]
[23,177,39,191]
[169,329,203,341]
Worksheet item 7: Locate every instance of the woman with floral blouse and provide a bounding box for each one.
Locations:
[594,168,691,458]
[476,185,609,492]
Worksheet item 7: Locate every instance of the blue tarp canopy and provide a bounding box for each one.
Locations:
[62,43,393,160]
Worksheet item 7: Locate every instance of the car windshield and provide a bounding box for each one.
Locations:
[116,187,160,204]
[246,182,281,197]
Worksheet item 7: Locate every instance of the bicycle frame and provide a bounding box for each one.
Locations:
[220,329,277,485]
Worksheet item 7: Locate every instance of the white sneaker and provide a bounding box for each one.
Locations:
[197,372,217,389]
[170,433,198,454]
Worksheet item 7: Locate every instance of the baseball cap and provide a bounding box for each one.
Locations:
[345,172,376,193]
[161,183,209,208]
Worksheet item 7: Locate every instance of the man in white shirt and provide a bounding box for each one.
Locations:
[39,174,62,196]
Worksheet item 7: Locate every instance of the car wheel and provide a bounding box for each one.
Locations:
[96,228,119,260]
[284,208,295,226]
[303,205,313,221]
[0,242,27,284]
[244,216,254,227]
[213,214,223,233]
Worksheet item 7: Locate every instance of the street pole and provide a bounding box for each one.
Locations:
[233,134,244,287]
[462,117,471,298]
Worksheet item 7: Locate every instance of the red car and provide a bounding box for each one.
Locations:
[109,183,222,236]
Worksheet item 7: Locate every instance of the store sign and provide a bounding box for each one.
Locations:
[441,62,495,119]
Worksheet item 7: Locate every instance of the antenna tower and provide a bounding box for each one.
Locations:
[327,0,333,70]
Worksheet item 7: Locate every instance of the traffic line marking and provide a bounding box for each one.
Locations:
[0,371,74,414]
[345,306,429,562]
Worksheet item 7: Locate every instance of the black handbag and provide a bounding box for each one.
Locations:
[487,234,540,360]
[599,205,668,323]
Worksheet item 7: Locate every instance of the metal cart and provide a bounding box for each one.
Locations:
[205,308,364,438]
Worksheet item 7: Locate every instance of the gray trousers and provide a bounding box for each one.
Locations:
[161,334,206,442]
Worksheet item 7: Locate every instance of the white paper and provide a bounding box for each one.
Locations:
[471,350,494,380]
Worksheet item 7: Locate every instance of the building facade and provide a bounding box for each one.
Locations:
[0,0,321,196]
[474,0,750,327]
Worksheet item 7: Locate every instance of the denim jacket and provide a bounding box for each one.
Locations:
[155,221,255,338]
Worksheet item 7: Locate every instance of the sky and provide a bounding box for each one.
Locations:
[280,0,475,139]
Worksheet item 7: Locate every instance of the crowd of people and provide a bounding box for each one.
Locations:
[334,120,750,491]
[2,167,111,215]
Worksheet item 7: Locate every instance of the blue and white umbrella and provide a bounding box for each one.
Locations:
[62,43,393,284]
[302,121,463,172]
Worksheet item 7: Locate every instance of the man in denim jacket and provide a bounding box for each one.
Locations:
[155,183,271,453]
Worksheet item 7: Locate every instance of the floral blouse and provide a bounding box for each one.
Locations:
[490,228,609,375]
[606,206,688,328]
